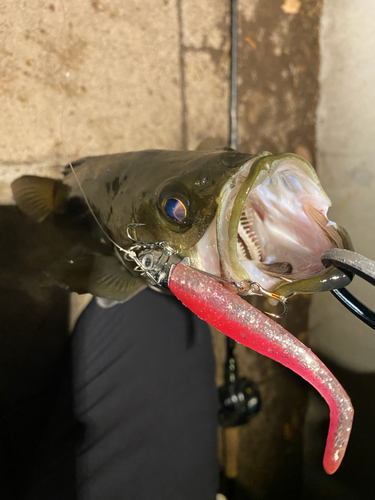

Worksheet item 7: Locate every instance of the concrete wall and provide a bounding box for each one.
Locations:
[310,0,375,372]
[0,0,230,203]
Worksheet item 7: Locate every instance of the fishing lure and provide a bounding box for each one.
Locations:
[114,234,353,475]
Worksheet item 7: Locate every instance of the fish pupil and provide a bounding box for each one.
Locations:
[164,198,187,222]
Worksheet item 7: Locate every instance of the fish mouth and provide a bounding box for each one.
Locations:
[190,152,353,296]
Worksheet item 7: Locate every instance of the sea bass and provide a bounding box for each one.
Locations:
[11,148,354,473]
[12,149,352,301]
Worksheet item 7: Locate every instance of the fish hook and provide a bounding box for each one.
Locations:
[126,223,145,243]
[183,268,288,319]
[236,281,288,319]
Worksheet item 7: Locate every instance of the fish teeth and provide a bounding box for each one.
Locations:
[238,207,262,261]
[237,236,250,260]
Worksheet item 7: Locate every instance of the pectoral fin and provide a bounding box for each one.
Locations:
[43,255,146,302]
[11,176,71,222]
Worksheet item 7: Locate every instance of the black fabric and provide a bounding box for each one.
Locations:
[24,289,218,499]
[24,349,79,500]
[72,289,218,499]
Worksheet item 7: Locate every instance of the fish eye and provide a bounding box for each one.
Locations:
[162,197,188,223]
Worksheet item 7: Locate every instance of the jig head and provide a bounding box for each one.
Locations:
[113,224,184,288]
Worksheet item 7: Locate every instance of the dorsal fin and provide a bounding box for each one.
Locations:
[11,176,71,222]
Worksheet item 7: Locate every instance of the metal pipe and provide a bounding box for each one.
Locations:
[229,0,238,150]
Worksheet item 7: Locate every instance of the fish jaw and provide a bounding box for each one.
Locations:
[209,152,353,296]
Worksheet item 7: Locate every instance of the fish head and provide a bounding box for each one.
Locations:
[182,151,353,297]
[104,149,252,253]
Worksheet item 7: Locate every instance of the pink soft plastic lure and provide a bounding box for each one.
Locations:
[169,262,354,475]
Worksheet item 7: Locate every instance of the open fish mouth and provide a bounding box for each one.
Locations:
[190,152,353,296]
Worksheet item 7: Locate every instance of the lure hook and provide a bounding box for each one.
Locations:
[126,223,145,243]
[235,280,288,319]
[184,268,288,319]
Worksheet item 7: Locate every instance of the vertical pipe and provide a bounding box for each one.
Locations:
[229,0,238,150]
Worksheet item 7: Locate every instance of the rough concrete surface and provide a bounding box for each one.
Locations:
[0,0,230,202]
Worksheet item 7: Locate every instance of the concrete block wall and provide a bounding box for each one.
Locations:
[0,0,230,203]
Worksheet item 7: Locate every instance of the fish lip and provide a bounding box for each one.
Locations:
[216,153,353,294]
[216,152,268,282]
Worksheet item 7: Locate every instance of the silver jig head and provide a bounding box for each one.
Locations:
[115,224,185,288]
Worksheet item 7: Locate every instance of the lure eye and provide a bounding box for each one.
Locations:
[162,197,188,223]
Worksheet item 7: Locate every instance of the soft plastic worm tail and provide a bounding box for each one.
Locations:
[169,263,353,474]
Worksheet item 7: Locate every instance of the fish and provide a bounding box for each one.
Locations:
[11,149,352,302]
[11,148,354,473]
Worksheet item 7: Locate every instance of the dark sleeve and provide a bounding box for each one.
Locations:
[26,289,219,500]
[74,290,219,500]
